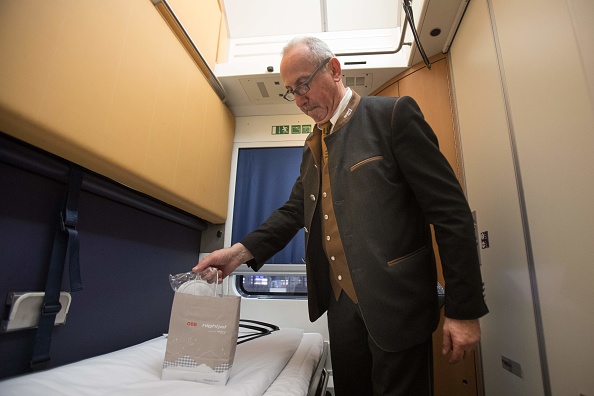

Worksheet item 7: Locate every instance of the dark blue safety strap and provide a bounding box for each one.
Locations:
[31,165,84,369]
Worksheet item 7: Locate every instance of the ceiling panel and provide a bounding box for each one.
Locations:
[223,0,402,39]
[326,0,401,32]
[222,0,323,38]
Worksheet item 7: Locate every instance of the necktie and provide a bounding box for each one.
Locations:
[320,121,332,164]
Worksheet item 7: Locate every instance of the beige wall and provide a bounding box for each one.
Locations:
[168,0,221,68]
[451,0,594,394]
[0,0,234,224]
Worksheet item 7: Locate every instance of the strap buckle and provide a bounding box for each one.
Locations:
[41,302,62,316]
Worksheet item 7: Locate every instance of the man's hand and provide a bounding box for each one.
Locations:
[192,243,253,283]
[442,318,481,364]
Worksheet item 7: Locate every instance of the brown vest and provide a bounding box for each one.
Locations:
[317,93,361,303]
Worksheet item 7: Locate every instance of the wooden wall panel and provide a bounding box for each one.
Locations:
[169,0,221,68]
[0,0,234,224]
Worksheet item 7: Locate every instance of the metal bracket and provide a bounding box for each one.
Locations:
[1,292,72,333]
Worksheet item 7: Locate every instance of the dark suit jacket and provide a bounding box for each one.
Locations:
[242,94,488,352]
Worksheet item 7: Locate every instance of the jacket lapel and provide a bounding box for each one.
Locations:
[333,91,361,133]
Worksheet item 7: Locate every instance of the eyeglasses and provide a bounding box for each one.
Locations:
[283,57,331,102]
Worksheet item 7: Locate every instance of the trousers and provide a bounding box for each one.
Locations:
[327,292,434,396]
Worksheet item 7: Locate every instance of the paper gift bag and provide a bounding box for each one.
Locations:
[162,277,240,386]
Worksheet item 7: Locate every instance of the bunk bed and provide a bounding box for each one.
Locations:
[0,327,329,396]
[0,134,329,396]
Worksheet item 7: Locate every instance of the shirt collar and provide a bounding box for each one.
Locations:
[328,88,352,133]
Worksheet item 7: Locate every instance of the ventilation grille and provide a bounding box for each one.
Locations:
[239,74,375,103]
[239,77,287,103]
[342,73,373,93]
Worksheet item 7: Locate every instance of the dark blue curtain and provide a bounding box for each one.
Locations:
[231,147,305,264]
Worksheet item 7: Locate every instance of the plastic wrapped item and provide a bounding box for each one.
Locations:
[168,271,219,296]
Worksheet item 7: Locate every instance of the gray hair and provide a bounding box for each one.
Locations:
[282,36,335,66]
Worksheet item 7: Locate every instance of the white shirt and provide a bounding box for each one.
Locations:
[328,88,352,134]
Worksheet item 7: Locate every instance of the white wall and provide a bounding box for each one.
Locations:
[450,0,594,395]
[223,114,330,341]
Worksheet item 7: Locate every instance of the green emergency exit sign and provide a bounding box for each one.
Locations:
[272,125,290,135]
[271,125,313,135]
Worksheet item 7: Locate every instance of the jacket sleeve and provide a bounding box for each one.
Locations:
[391,96,488,320]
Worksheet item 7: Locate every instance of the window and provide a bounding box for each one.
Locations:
[238,275,307,297]
[231,147,307,297]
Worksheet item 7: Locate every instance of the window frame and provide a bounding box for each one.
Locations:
[233,264,308,299]
[225,140,309,299]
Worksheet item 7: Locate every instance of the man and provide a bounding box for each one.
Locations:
[194,36,488,395]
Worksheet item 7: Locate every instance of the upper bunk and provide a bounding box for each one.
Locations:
[0,0,235,225]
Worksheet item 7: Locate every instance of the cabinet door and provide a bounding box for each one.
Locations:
[375,54,481,396]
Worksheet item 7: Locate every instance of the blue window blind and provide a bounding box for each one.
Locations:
[231,147,305,264]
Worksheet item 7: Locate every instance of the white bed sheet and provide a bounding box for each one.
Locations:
[263,333,325,396]
[0,328,324,396]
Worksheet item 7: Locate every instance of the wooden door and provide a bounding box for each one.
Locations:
[374,53,482,396]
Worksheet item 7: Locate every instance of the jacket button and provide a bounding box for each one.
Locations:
[338,275,342,281]
[310,194,316,201]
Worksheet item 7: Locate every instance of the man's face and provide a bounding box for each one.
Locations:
[280,45,339,124]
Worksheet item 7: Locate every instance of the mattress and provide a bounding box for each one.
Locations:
[0,328,324,396]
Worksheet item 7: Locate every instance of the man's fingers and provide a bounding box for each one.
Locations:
[194,266,217,283]
[192,260,208,273]
[448,345,465,364]
[442,329,452,356]
[441,318,481,364]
